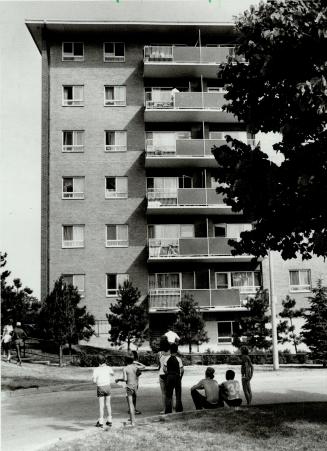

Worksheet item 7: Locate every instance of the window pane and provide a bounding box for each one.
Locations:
[74,275,85,291]
[74,226,84,241]
[114,86,126,101]
[75,131,84,145]
[63,42,73,53]
[117,274,128,288]
[63,131,73,145]
[106,178,116,190]
[195,271,209,289]
[148,274,156,289]
[290,271,299,286]
[105,87,114,100]
[117,225,128,241]
[115,131,127,146]
[63,178,73,192]
[301,270,310,285]
[62,275,73,285]
[115,43,125,56]
[218,322,232,337]
[74,177,84,193]
[105,42,114,54]
[231,272,250,287]
[254,272,261,286]
[180,224,194,237]
[74,86,83,99]
[116,177,127,192]
[64,87,73,100]
[74,43,83,56]
[107,274,116,289]
[63,226,73,240]
[216,273,228,289]
[214,224,226,237]
[106,131,115,145]
[106,225,116,240]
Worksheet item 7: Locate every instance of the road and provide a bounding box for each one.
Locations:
[2,366,327,451]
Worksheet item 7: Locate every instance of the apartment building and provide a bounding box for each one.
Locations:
[26,18,327,350]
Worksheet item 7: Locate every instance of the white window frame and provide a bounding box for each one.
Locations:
[148,272,181,290]
[104,131,127,152]
[106,225,129,247]
[104,86,126,106]
[62,225,85,248]
[62,274,85,297]
[62,42,84,61]
[106,273,129,297]
[62,177,85,199]
[103,42,125,62]
[105,177,128,199]
[289,269,311,293]
[62,85,84,106]
[217,321,235,344]
[215,271,261,293]
[215,272,229,289]
[62,130,84,153]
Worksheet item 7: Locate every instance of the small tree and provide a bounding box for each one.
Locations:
[107,280,148,351]
[39,277,95,365]
[233,289,271,351]
[173,293,208,353]
[301,280,327,366]
[1,252,40,327]
[278,295,304,353]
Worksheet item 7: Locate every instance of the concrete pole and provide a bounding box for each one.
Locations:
[268,250,279,370]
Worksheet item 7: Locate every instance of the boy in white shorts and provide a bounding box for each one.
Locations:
[92,354,115,427]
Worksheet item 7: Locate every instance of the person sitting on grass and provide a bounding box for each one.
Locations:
[241,346,254,405]
[219,369,243,408]
[115,353,142,426]
[191,367,224,410]
[92,354,114,428]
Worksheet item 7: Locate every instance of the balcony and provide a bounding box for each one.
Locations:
[144,91,237,123]
[148,238,253,262]
[147,188,235,215]
[143,45,244,78]
[145,138,255,168]
[149,288,246,312]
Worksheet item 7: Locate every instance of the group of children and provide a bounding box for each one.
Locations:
[92,344,253,428]
[1,320,27,365]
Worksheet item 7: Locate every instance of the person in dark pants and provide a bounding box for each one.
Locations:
[191,367,224,410]
[12,322,27,366]
[164,343,184,414]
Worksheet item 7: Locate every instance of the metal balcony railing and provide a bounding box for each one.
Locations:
[62,191,84,199]
[62,240,84,248]
[144,45,240,64]
[147,188,225,207]
[148,237,233,258]
[145,91,227,110]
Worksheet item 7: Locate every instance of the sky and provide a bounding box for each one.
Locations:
[0,0,277,299]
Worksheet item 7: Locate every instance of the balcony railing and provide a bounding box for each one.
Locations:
[147,188,225,207]
[149,288,245,310]
[148,237,234,258]
[62,145,84,153]
[62,191,84,199]
[62,240,84,248]
[145,91,227,111]
[144,45,239,64]
[105,190,128,199]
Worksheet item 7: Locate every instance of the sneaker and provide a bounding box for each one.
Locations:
[95,421,103,428]
[160,410,165,414]
[106,421,112,426]
[135,410,142,415]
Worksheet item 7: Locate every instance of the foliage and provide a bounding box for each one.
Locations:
[233,289,271,350]
[1,252,40,327]
[212,0,327,260]
[277,295,304,353]
[39,277,95,365]
[301,280,327,365]
[107,280,148,351]
[173,293,208,353]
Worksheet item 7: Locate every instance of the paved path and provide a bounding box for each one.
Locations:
[2,366,327,451]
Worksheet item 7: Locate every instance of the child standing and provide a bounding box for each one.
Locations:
[115,354,141,426]
[92,354,114,427]
[241,346,254,405]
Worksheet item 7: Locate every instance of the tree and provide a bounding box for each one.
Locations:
[173,293,208,353]
[212,0,327,260]
[39,276,95,365]
[278,295,304,353]
[301,280,327,365]
[233,289,271,350]
[107,280,148,351]
[1,252,40,327]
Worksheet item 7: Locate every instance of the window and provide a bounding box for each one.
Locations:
[106,225,128,247]
[62,85,84,106]
[62,131,84,152]
[105,131,127,152]
[226,223,252,239]
[178,175,193,189]
[215,273,229,289]
[106,273,129,297]
[104,42,125,62]
[62,177,85,199]
[148,224,194,239]
[289,270,311,292]
[214,224,227,237]
[217,321,237,343]
[149,273,181,290]
[194,271,209,289]
[105,177,128,199]
[145,131,191,154]
[62,225,84,248]
[231,272,261,293]
[62,42,84,61]
[62,274,85,297]
[104,86,126,106]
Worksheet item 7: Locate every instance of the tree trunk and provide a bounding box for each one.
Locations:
[59,344,63,367]
[127,335,130,352]
[290,318,298,354]
[69,342,72,356]
[189,341,192,353]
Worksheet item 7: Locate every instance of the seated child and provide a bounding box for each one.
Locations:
[219,369,242,407]
[191,367,223,410]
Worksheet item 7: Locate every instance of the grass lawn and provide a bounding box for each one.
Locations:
[46,403,327,451]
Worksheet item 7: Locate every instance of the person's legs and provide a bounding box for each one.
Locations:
[98,396,105,425]
[127,393,136,426]
[242,378,252,405]
[15,343,21,365]
[165,375,174,414]
[104,395,112,424]
[159,376,166,412]
[191,389,206,410]
[175,376,183,412]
